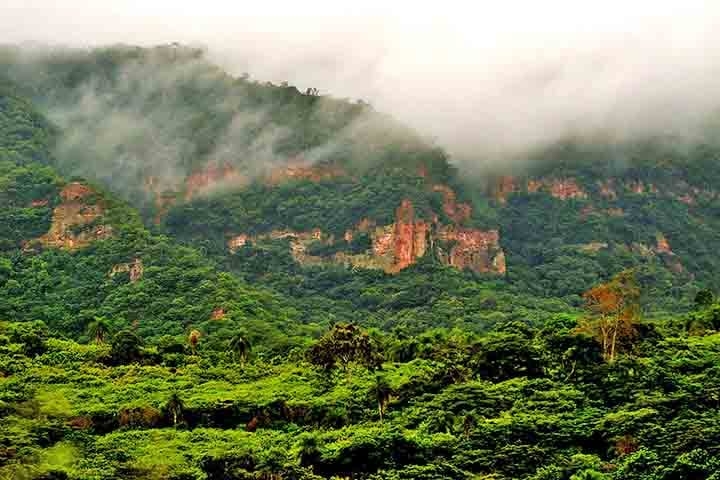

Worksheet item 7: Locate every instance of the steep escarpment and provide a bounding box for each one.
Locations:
[6,44,720,309]
[228,195,505,275]
[436,227,506,275]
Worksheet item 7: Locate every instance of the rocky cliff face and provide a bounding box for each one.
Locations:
[433,185,472,223]
[436,227,506,275]
[491,176,588,202]
[491,175,718,207]
[228,196,506,275]
[110,258,144,282]
[382,200,430,272]
[527,178,587,199]
[147,161,344,224]
[654,233,685,274]
[34,183,113,250]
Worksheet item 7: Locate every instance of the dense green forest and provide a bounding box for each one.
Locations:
[1,45,720,479]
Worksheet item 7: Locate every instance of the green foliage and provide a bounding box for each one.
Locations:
[307,323,383,372]
[110,329,144,365]
[3,43,720,480]
[0,320,719,479]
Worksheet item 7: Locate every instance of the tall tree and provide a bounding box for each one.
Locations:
[579,270,641,362]
[87,316,111,345]
[229,333,252,365]
[373,375,393,421]
[307,323,382,372]
[164,392,184,427]
[188,329,202,355]
[110,329,143,365]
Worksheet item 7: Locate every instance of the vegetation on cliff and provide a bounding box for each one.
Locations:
[2,45,720,479]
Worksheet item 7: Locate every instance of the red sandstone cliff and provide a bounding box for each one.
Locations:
[227,197,506,276]
[384,200,430,272]
[432,185,472,223]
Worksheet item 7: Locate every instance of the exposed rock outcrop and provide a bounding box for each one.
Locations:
[655,233,672,254]
[436,227,506,274]
[228,234,249,251]
[654,233,685,274]
[228,229,326,265]
[388,200,430,272]
[528,178,587,200]
[492,176,587,202]
[627,232,685,274]
[228,198,506,275]
[110,258,144,283]
[433,185,472,223]
[37,183,113,250]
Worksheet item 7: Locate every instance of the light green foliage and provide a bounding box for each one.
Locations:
[1,320,720,479]
[2,44,720,480]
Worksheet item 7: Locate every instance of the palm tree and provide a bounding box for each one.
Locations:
[188,329,201,355]
[374,375,393,421]
[229,333,252,365]
[164,392,184,427]
[87,316,111,344]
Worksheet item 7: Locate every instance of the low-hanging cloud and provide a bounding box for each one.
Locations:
[3,1,720,164]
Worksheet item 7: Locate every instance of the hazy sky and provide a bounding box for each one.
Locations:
[3,1,720,159]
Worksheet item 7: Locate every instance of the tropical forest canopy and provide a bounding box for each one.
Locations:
[0,45,719,479]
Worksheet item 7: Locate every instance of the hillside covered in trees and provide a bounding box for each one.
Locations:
[1,45,720,479]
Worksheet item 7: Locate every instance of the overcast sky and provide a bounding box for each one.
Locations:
[3,1,720,159]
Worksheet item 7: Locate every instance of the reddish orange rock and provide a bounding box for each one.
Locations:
[433,185,472,223]
[656,233,672,254]
[60,182,94,202]
[390,200,429,272]
[527,178,587,200]
[185,162,246,201]
[548,179,587,200]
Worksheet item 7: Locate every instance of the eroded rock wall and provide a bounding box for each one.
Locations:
[228,197,506,275]
[36,183,113,250]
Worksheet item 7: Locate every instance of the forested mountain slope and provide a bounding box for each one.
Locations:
[0,79,314,354]
[1,44,720,480]
[2,44,717,321]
